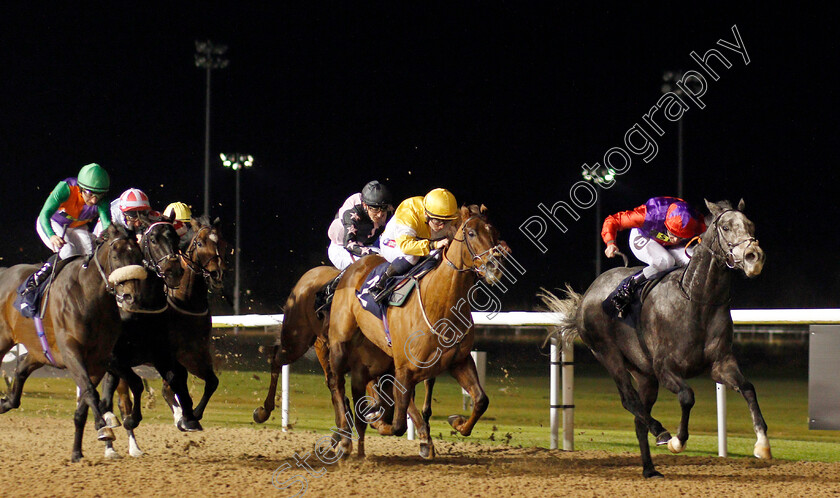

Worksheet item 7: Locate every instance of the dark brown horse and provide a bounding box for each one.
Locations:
[254,265,438,458]
[101,216,227,450]
[0,225,147,461]
[541,199,769,478]
[98,220,189,458]
[327,205,506,457]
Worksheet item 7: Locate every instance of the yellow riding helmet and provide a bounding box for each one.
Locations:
[423,188,458,220]
[164,202,192,222]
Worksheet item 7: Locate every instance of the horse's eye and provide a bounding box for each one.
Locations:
[722,226,730,232]
[468,230,476,237]
[196,241,204,248]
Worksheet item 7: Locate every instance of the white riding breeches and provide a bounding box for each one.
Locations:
[328,242,381,270]
[37,219,96,260]
[628,228,692,279]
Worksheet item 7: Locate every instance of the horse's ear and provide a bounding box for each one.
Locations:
[737,198,746,211]
[166,211,175,223]
[479,204,488,215]
[191,218,201,231]
[704,199,721,216]
[213,217,221,228]
[460,205,471,220]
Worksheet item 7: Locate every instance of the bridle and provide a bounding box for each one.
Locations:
[141,222,180,280]
[443,215,503,278]
[91,238,120,295]
[695,209,759,270]
[182,226,225,284]
[679,208,758,304]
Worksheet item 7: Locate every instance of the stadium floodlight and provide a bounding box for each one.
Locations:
[220,153,253,324]
[195,40,229,217]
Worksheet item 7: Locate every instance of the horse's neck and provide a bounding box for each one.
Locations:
[425,241,477,309]
[169,265,208,308]
[681,243,732,304]
[75,252,111,304]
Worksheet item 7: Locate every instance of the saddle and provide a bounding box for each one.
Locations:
[14,256,77,319]
[602,269,673,329]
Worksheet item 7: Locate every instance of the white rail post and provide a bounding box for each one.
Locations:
[716,382,727,457]
[281,364,290,432]
[561,338,574,451]
[550,337,561,449]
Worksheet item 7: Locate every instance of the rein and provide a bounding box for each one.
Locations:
[91,239,117,295]
[141,222,180,279]
[182,227,223,280]
[443,215,503,278]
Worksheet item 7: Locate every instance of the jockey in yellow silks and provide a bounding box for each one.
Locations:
[372,188,458,301]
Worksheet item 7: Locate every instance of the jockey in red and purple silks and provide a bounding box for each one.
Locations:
[602,196,707,314]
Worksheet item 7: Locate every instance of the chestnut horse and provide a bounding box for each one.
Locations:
[0,225,147,461]
[327,205,505,457]
[253,265,437,458]
[541,199,769,478]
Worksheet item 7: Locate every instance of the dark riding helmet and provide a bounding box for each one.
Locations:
[361,180,392,208]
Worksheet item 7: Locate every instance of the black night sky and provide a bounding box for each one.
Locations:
[2,4,836,312]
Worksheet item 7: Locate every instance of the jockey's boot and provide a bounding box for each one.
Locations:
[25,254,58,291]
[611,270,647,315]
[371,263,400,303]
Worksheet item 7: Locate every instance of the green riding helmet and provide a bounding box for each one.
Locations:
[77,163,110,193]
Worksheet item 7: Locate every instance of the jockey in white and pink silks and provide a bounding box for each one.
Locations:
[602,196,707,314]
[327,181,393,270]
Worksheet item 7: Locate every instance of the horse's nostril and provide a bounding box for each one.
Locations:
[745,252,757,264]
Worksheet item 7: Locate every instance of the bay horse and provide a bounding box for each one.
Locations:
[100,216,227,456]
[253,265,437,458]
[0,224,147,461]
[327,204,505,457]
[540,199,769,478]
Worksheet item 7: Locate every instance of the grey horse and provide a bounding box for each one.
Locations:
[541,199,769,478]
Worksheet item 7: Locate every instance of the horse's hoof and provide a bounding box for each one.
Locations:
[129,447,144,458]
[253,407,269,424]
[177,418,203,432]
[644,469,664,479]
[754,443,772,460]
[655,431,672,446]
[419,442,436,460]
[339,439,352,458]
[104,447,122,459]
[71,452,84,463]
[667,436,685,454]
[103,411,121,429]
[447,414,465,430]
[97,427,116,441]
[364,407,384,423]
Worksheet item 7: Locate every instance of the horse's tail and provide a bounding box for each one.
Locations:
[538,285,583,349]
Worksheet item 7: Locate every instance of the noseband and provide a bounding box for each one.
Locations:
[679,208,758,304]
[183,226,224,281]
[91,237,145,298]
[443,215,503,278]
[706,210,759,270]
[141,222,180,279]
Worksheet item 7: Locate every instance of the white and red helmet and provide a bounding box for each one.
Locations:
[118,188,151,212]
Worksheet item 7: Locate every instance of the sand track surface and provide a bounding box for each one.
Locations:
[1,415,838,497]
